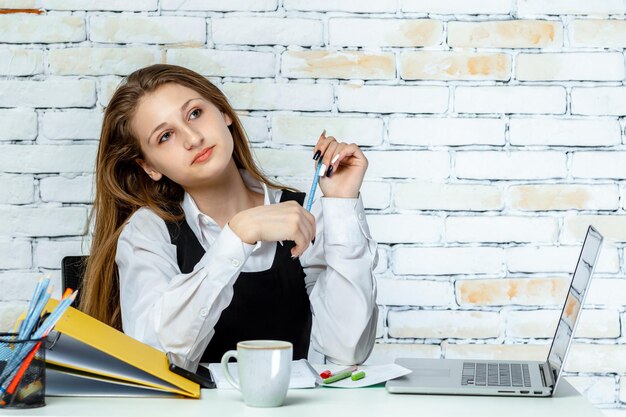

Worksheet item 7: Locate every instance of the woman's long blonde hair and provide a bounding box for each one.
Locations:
[81,64,288,330]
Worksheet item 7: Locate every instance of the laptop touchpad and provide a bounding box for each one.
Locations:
[414,368,451,377]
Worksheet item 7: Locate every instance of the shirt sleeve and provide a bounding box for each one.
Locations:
[299,195,379,365]
[115,208,254,370]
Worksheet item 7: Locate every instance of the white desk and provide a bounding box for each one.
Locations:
[1,379,604,417]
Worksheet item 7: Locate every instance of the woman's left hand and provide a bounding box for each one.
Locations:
[312,131,368,199]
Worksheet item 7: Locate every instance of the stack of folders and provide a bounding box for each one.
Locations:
[0,277,77,405]
[41,299,200,398]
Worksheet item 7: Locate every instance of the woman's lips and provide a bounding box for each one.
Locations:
[192,146,214,165]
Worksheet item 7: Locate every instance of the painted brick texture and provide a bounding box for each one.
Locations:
[0,2,625,411]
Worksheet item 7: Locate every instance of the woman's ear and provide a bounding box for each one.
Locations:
[223,112,232,126]
[136,159,163,181]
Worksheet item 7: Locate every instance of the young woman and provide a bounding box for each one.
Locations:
[80,64,378,370]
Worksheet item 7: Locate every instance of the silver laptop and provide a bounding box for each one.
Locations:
[386,225,603,397]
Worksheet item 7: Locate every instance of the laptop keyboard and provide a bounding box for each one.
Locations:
[462,362,531,387]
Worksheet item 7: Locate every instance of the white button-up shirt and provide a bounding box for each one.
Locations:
[116,170,378,369]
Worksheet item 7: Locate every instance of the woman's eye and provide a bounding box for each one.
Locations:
[189,109,202,119]
[158,131,171,143]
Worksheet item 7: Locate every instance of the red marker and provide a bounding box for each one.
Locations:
[319,370,332,379]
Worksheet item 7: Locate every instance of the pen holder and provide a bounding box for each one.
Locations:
[0,333,46,409]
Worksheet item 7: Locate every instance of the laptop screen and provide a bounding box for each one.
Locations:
[547,226,603,386]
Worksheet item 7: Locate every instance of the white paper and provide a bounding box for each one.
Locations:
[207,359,318,389]
[312,363,412,388]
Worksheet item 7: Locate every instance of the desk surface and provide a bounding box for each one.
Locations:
[2,379,604,417]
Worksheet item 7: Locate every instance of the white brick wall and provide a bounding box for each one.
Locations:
[0,109,37,140]
[223,83,333,111]
[0,240,31,269]
[0,175,34,204]
[41,110,103,141]
[282,51,396,80]
[572,87,626,116]
[369,214,442,243]
[448,20,563,48]
[505,308,623,340]
[516,53,625,81]
[505,245,620,273]
[34,239,89,269]
[0,79,96,108]
[39,175,94,203]
[366,151,449,179]
[0,145,97,173]
[569,20,626,47]
[376,278,455,307]
[272,115,383,146]
[509,118,621,147]
[401,0,512,14]
[455,151,567,180]
[162,0,275,12]
[0,207,87,237]
[90,16,206,44]
[518,0,626,16]
[167,49,275,78]
[572,152,626,179]
[388,310,502,339]
[507,184,619,211]
[337,84,449,114]
[41,0,158,11]
[0,15,85,43]
[396,182,503,211]
[445,216,559,243]
[212,18,322,46]
[329,19,443,47]
[49,47,160,76]
[1,2,625,410]
[389,117,505,146]
[285,0,395,13]
[393,247,505,275]
[455,86,567,114]
[0,48,43,76]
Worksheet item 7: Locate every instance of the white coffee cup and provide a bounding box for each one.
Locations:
[221,340,293,407]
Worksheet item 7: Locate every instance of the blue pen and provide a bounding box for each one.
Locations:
[17,277,44,337]
[305,160,324,212]
[18,280,50,340]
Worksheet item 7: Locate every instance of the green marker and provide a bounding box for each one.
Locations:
[323,370,353,384]
[351,371,366,381]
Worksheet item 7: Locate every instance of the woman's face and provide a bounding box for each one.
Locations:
[132,83,234,190]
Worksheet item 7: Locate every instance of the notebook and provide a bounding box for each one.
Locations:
[42,300,200,398]
[208,359,320,389]
[386,225,603,397]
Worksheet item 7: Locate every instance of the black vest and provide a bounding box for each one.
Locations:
[165,190,312,363]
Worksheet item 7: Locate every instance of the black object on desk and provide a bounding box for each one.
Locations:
[61,256,87,308]
[166,352,215,389]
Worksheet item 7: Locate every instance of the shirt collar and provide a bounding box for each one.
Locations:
[181,169,276,246]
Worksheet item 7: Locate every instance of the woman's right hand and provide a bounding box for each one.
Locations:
[229,201,316,258]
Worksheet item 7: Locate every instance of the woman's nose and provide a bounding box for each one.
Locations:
[183,126,203,149]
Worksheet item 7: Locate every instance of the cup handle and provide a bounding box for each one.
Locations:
[221,350,240,390]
